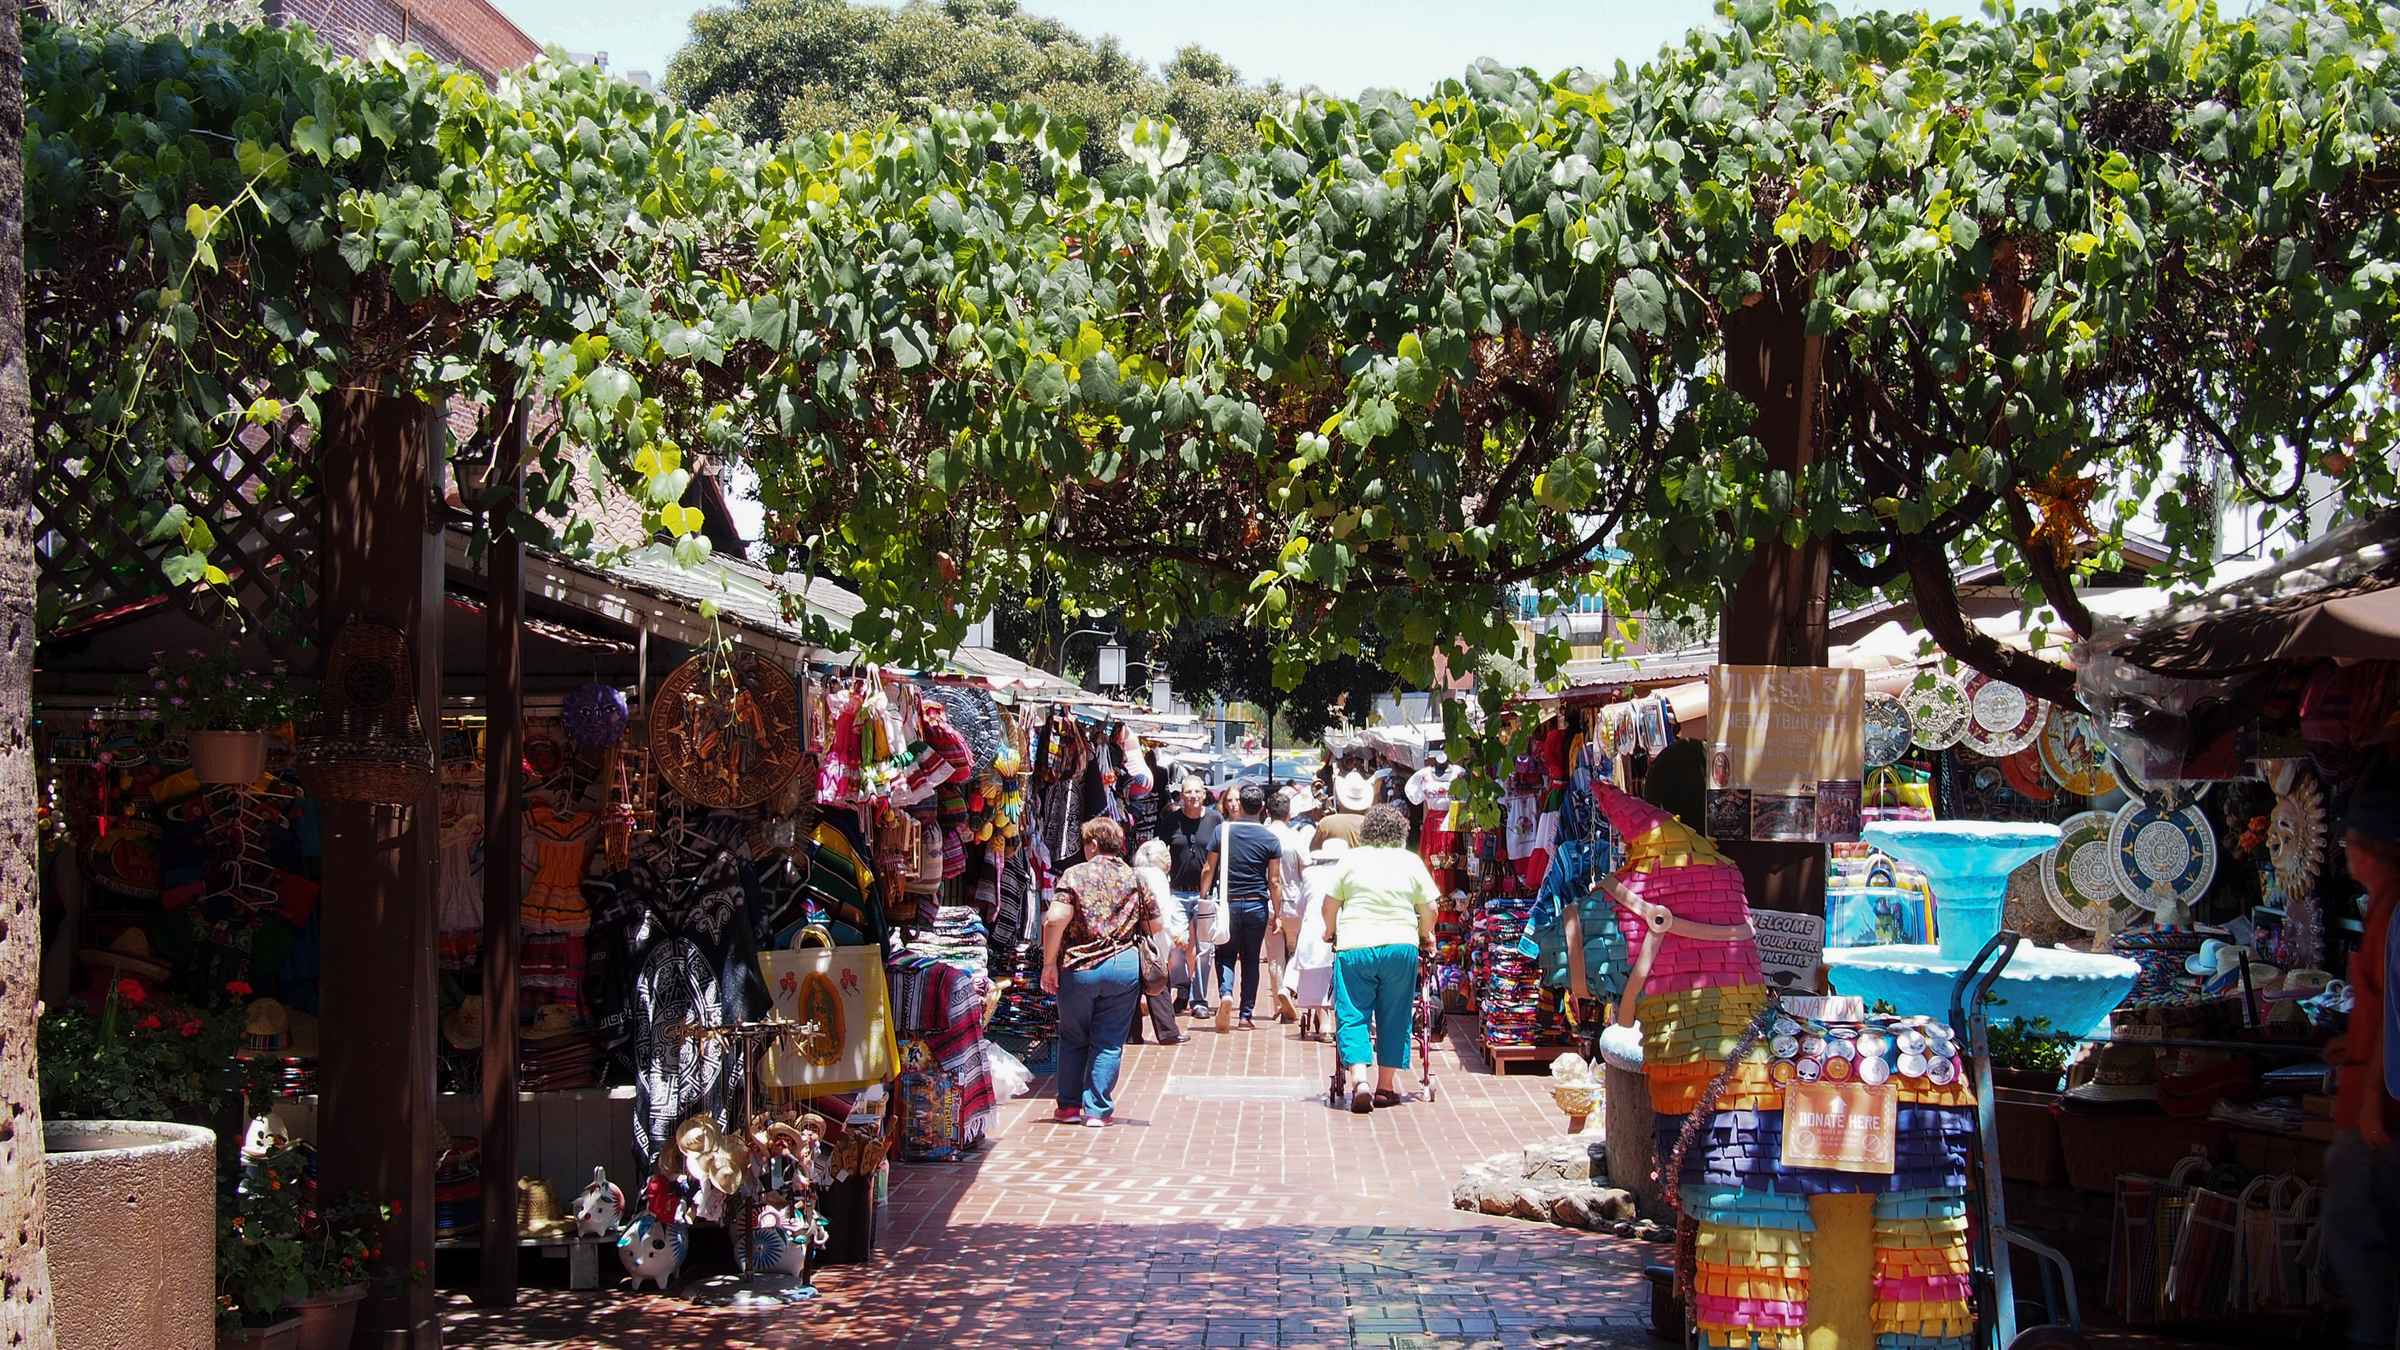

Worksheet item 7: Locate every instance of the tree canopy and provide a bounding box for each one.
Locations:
[27,0,2400,724]
[663,0,1279,170]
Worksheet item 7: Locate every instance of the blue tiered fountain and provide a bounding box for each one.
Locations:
[1823,821,2140,1037]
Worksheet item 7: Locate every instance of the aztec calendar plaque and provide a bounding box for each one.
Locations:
[1961,673,2045,758]
[1904,675,1971,752]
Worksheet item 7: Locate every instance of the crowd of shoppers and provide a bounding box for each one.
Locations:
[1031,747,1445,1124]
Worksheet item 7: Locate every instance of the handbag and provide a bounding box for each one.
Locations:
[1204,828,1234,947]
[758,926,900,1096]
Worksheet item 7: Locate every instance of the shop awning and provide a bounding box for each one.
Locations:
[2106,510,2400,676]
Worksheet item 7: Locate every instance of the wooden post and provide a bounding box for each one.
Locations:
[476,401,526,1306]
[316,387,443,1349]
[1717,278,1832,917]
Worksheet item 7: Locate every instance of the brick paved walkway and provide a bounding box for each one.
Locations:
[441,1017,1659,1347]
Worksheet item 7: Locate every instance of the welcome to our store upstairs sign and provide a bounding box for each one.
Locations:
[1705,665,1866,845]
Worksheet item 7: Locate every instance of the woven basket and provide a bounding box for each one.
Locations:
[1552,1083,1601,1119]
[300,620,433,805]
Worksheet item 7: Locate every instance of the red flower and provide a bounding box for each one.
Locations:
[136,1014,162,1032]
[178,1020,203,1038]
[115,978,147,1006]
[225,980,253,998]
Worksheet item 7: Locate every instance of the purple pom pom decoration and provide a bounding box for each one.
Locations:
[562,683,630,750]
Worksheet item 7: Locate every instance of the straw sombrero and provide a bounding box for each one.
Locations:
[517,1177,570,1238]
[240,999,291,1056]
[80,929,169,984]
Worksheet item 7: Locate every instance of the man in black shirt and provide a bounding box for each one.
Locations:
[1153,776,1224,1015]
[1201,783,1290,1032]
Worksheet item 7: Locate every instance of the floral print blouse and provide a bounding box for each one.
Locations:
[1052,855,1160,972]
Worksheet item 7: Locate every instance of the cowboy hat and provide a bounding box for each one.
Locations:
[1285,786,1322,817]
[1309,837,1351,866]
[522,1003,581,1043]
[1333,772,1376,812]
[80,928,169,984]
[442,996,485,1052]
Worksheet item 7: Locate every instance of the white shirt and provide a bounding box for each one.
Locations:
[1268,821,1310,905]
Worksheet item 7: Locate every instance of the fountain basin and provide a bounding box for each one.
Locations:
[1824,942,2139,1038]
[1862,821,2062,960]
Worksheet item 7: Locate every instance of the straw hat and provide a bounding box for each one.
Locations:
[2065,1042,2160,1103]
[517,1177,569,1238]
[1308,837,1351,866]
[80,929,169,985]
[443,997,485,1052]
[1285,786,1322,818]
[521,1004,580,1043]
[241,999,291,1056]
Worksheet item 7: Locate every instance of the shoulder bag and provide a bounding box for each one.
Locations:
[1205,825,1234,947]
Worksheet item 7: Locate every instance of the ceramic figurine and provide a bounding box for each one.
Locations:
[747,1193,817,1288]
[573,1165,625,1237]
[617,1212,687,1291]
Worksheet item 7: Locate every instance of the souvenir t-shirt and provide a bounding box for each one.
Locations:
[1328,846,1438,951]
[1212,820,1284,910]
[1154,808,1224,894]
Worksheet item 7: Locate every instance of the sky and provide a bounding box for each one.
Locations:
[498,0,2009,95]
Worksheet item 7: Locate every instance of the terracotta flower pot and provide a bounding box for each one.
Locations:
[189,730,268,785]
[44,1120,218,1350]
[288,1285,366,1350]
[217,1318,300,1350]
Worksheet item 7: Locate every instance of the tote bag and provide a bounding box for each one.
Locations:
[759,927,900,1096]
[1204,828,1235,947]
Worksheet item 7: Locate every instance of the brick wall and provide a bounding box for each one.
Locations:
[265,0,539,77]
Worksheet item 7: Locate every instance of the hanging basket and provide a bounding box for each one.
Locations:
[189,729,269,785]
[649,647,806,810]
[299,621,434,805]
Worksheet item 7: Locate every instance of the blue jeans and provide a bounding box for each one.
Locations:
[1333,944,1418,1071]
[1056,948,1141,1119]
[1175,890,1215,1009]
[1216,902,1270,1019]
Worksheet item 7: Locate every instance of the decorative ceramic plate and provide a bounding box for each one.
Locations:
[1904,675,1971,752]
[2001,748,2058,803]
[2108,801,2219,916]
[2268,767,2329,904]
[2039,706,2120,798]
[1863,693,1914,767]
[2043,810,2134,933]
[1962,673,2045,758]
[2113,753,2211,812]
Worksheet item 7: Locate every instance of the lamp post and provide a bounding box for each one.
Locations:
[1054,626,1118,689]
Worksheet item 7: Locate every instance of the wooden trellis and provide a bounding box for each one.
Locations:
[34,419,319,659]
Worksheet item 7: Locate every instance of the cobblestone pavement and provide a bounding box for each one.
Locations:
[441,1016,1661,1347]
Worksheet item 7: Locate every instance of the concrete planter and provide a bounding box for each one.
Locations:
[44,1120,218,1350]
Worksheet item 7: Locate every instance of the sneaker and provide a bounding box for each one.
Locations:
[1082,1114,1112,1128]
[1157,1034,1189,1046]
[1216,1001,1235,1033]
[1052,1107,1081,1124]
[1237,1016,1258,1032]
[1188,1003,1213,1020]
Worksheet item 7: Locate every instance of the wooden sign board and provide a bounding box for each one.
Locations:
[1705,664,1865,843]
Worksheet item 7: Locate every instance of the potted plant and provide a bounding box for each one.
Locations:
[40,978,240,1350]
[285,1189,390,1350]
[1987,1016,2078,1185]
[131,647,303,785]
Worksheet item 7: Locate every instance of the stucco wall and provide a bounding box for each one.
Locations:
[45,1121,217,1350]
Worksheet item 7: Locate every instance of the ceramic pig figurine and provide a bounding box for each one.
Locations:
[617,1212,686,1291]
[573,1165,624,1238]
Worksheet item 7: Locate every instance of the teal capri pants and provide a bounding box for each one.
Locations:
[1333,943,1419,1070]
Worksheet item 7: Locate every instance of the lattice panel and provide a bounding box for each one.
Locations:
[35,419,318,659]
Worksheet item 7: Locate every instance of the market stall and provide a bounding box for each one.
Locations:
[33,511,1174,1321]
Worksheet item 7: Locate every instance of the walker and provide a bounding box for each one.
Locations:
[1323,957,1441,1106]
